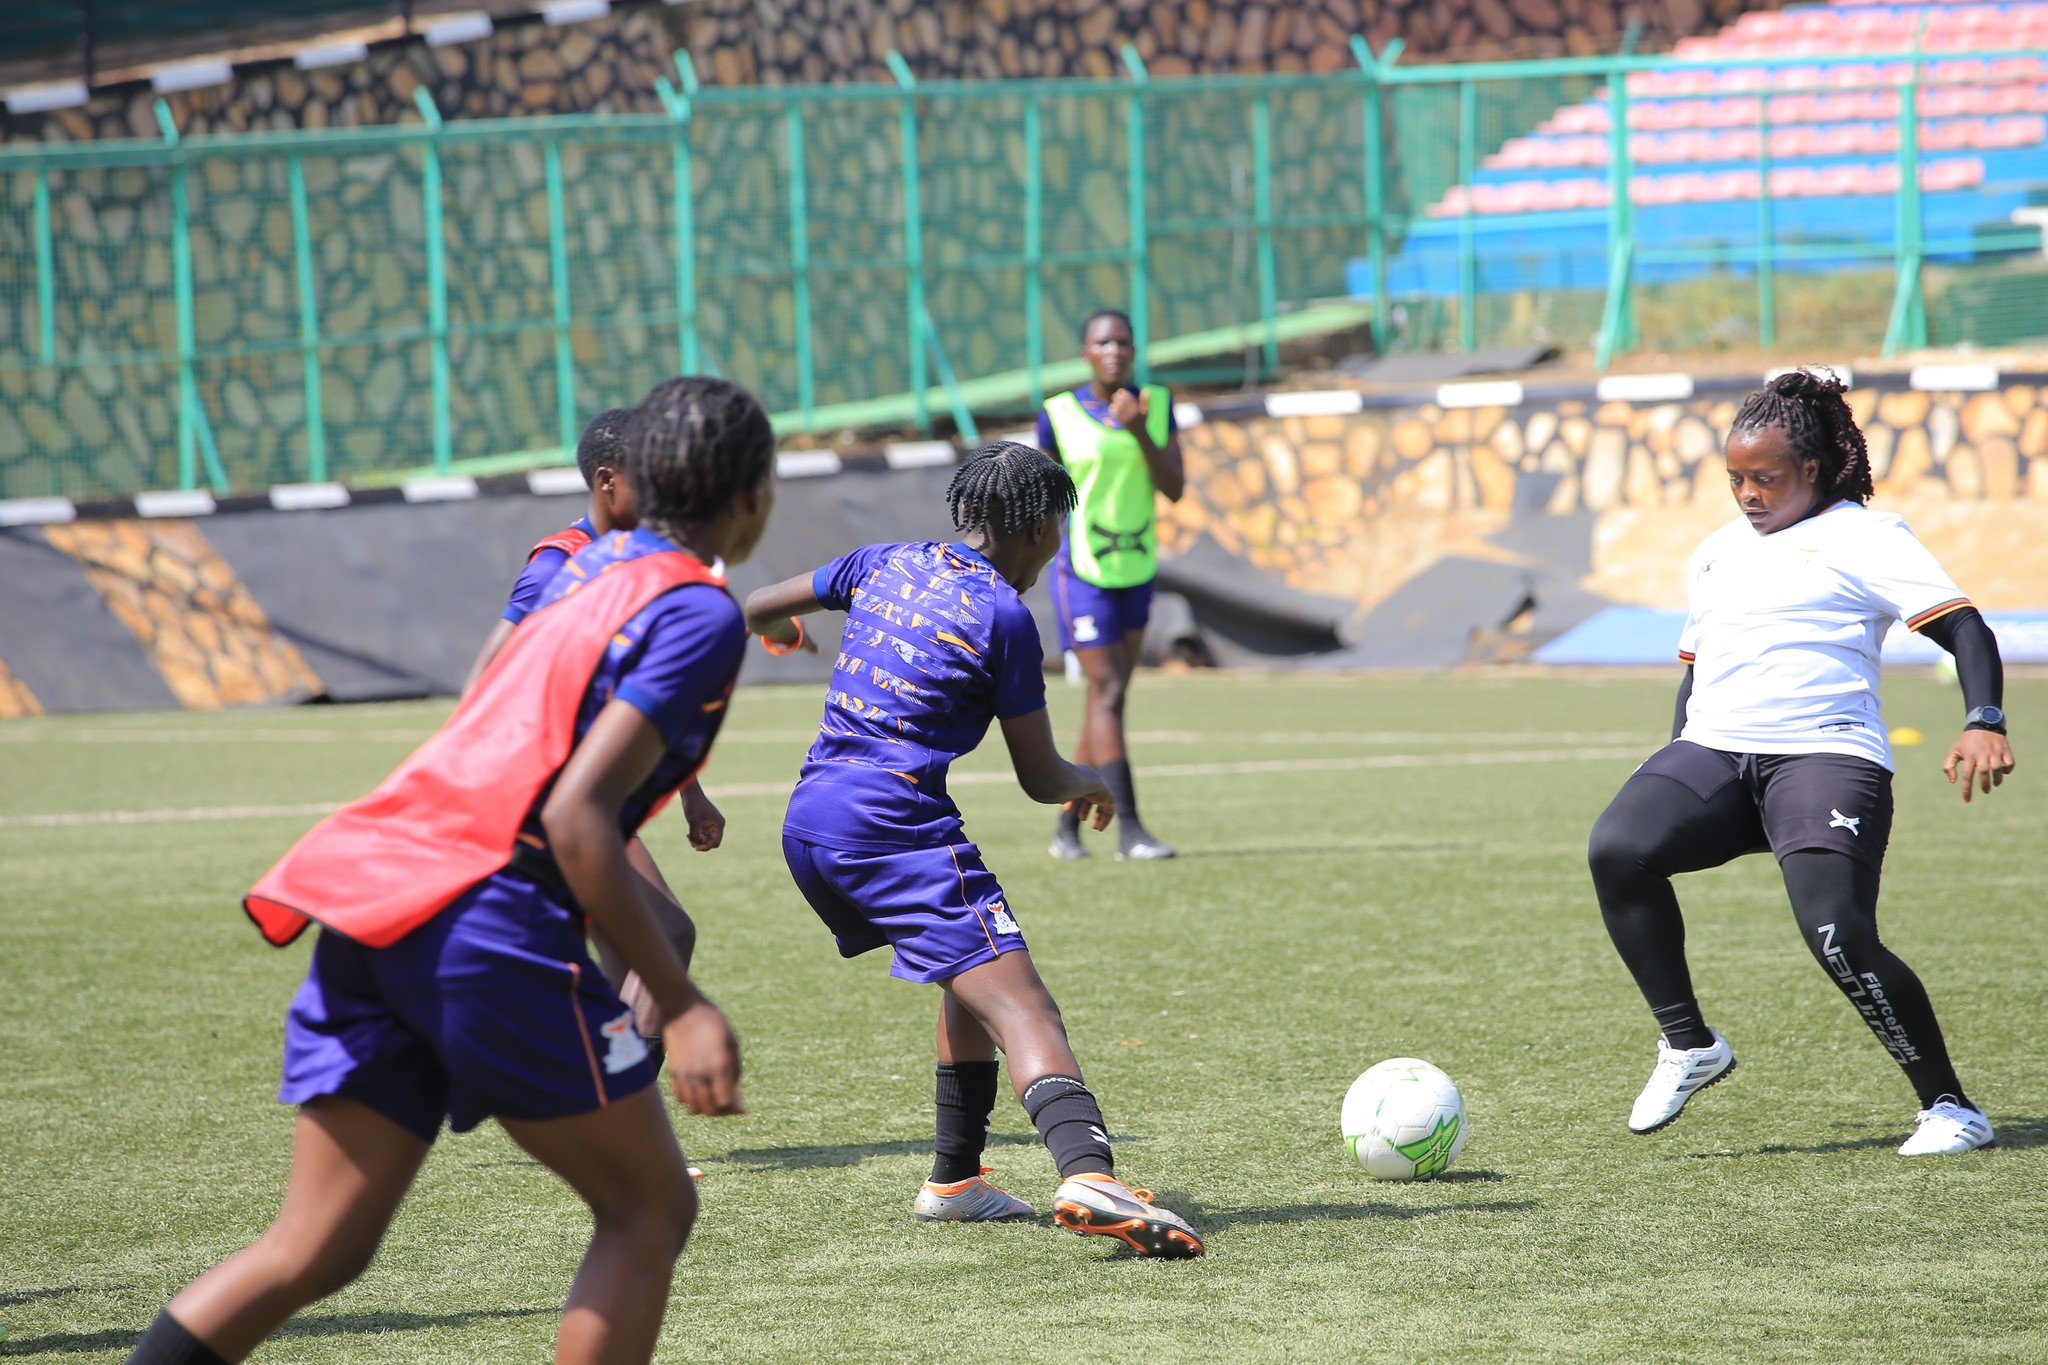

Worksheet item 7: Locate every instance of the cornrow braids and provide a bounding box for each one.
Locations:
[624,377,775,532]
[947,440,1077,537]
[1080,307,1133,342]
[1730,366,1875,505]
[575,407,636,486]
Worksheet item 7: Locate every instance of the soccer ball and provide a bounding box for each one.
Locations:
[1341,1058,1467,1180]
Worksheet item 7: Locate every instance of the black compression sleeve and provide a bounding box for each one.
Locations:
[1916,607,2003,720]
[1672,665,1693,742]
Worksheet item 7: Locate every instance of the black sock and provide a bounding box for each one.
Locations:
[1652,999,1714,1052]
[1021,1074,1113,1178]
[1055,804,1081,839]
[1101,758,1146,843]
[126,1310,229,1365]
[931,1060,1000,1183]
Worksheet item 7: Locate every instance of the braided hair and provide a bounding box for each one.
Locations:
[1729,367,1874,505]
[1081,307,1133,342]
[947,440,1076,536]
[575,407,635,485]
[623,377,775,531]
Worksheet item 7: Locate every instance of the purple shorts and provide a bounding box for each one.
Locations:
[1050,552,1154,653]
[782,834,1026,984]
[279,870,657,1142]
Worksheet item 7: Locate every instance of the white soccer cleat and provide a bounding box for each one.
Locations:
[1051,1173,1204,1257]
[1898,1100,1994,1156]
[913,1169,1036,1222]
[1628,1029,1736,1134]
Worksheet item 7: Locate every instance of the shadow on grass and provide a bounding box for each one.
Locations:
[0,1307,553,1358]
[1198,1198,1538,1232]
[724,1131,1148,1170]
[0,1289,128,1311]
[1676,1115,2048,1159]
[1172,841,1482,862]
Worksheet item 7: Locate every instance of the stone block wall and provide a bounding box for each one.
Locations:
[38,520,322,708]
[1159,383,2048,615]
[677,0,1778,85]
[3,0,1788,148]
[1,8,676,145]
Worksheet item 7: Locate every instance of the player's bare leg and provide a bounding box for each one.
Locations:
[915,993,1034,1222]
[591,840,697,1042]
[142,1097,430,1362]
[500,1087,697,1365]
[943,952,1201,1256]
[1060,631,1172,861]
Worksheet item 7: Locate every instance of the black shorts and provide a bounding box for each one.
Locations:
[1636,742,1894,870]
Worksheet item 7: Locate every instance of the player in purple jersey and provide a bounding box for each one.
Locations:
[124,378,773,1365]
[462,405,718,1068]
[743,441,1204,1259]
[465,407,637,689]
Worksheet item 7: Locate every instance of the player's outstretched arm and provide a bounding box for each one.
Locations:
[999,707,1115,828]
[460,618,519,697]
[743,574,825,653]
[545,699,745,1116]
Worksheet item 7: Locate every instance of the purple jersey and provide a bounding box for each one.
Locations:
[514,527,745,856]
[1032,386,1177,462]
[502,514,596,625]
[783,541,1047,851]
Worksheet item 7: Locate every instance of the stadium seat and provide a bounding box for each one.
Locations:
[1369,0,2046,299]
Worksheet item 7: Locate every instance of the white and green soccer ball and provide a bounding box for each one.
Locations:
[1342,1058,1467,1180]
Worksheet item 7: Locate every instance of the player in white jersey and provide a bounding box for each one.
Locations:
[1587,369,2015,1156]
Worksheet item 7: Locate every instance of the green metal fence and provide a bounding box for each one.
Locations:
[2,40,2045,500]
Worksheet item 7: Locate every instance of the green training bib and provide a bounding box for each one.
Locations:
[1044,385,1171,589]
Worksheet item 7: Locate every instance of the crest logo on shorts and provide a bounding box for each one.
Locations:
[988,901,1021,935]
[1072,614,1100,644]
[1829,808,1861,837]
[599,1012,650,1074]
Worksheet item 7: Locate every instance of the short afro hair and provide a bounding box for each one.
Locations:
[575,408,636,486]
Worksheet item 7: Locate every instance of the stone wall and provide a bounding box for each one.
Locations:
[0,656,40,718]
[40,520,322,707]
[677,0,1775,85]
[3,0,1782,147]
[2,7,676,144]
[1159,383,2048,615]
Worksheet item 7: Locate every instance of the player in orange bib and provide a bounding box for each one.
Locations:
[123,379,775,1365]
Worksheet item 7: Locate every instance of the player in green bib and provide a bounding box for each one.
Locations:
[1033,308,1185,860]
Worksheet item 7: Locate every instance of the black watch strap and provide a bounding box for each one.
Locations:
[1964,705,2007,733]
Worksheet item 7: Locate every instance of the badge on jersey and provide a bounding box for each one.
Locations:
[600,1012,650,1074]
[988,901,1021,936]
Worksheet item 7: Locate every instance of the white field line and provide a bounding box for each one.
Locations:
[0,746,1650,831]
[0,726,1664,747]
[0,801,345,829]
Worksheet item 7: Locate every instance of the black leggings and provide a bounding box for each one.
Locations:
[1588,770,1968,1110]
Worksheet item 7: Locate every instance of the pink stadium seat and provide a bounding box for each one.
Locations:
[1422,3,2048,226]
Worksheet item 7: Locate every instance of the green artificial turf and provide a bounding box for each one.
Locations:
[3,672,2045,1362]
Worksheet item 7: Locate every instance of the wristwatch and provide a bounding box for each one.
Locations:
[1964,705,2007,734]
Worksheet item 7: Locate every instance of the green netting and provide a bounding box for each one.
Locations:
[4,50,2043,502]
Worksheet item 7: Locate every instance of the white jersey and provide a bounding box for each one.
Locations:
[1678,501,1970,770]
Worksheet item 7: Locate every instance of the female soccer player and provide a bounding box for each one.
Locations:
[1036,308,1184,861]
[124,377,774,1365]
[743,441,1204,1258]
[462,406,638,693]
[1587,368,2015,1156]
[464,405,719,1061]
